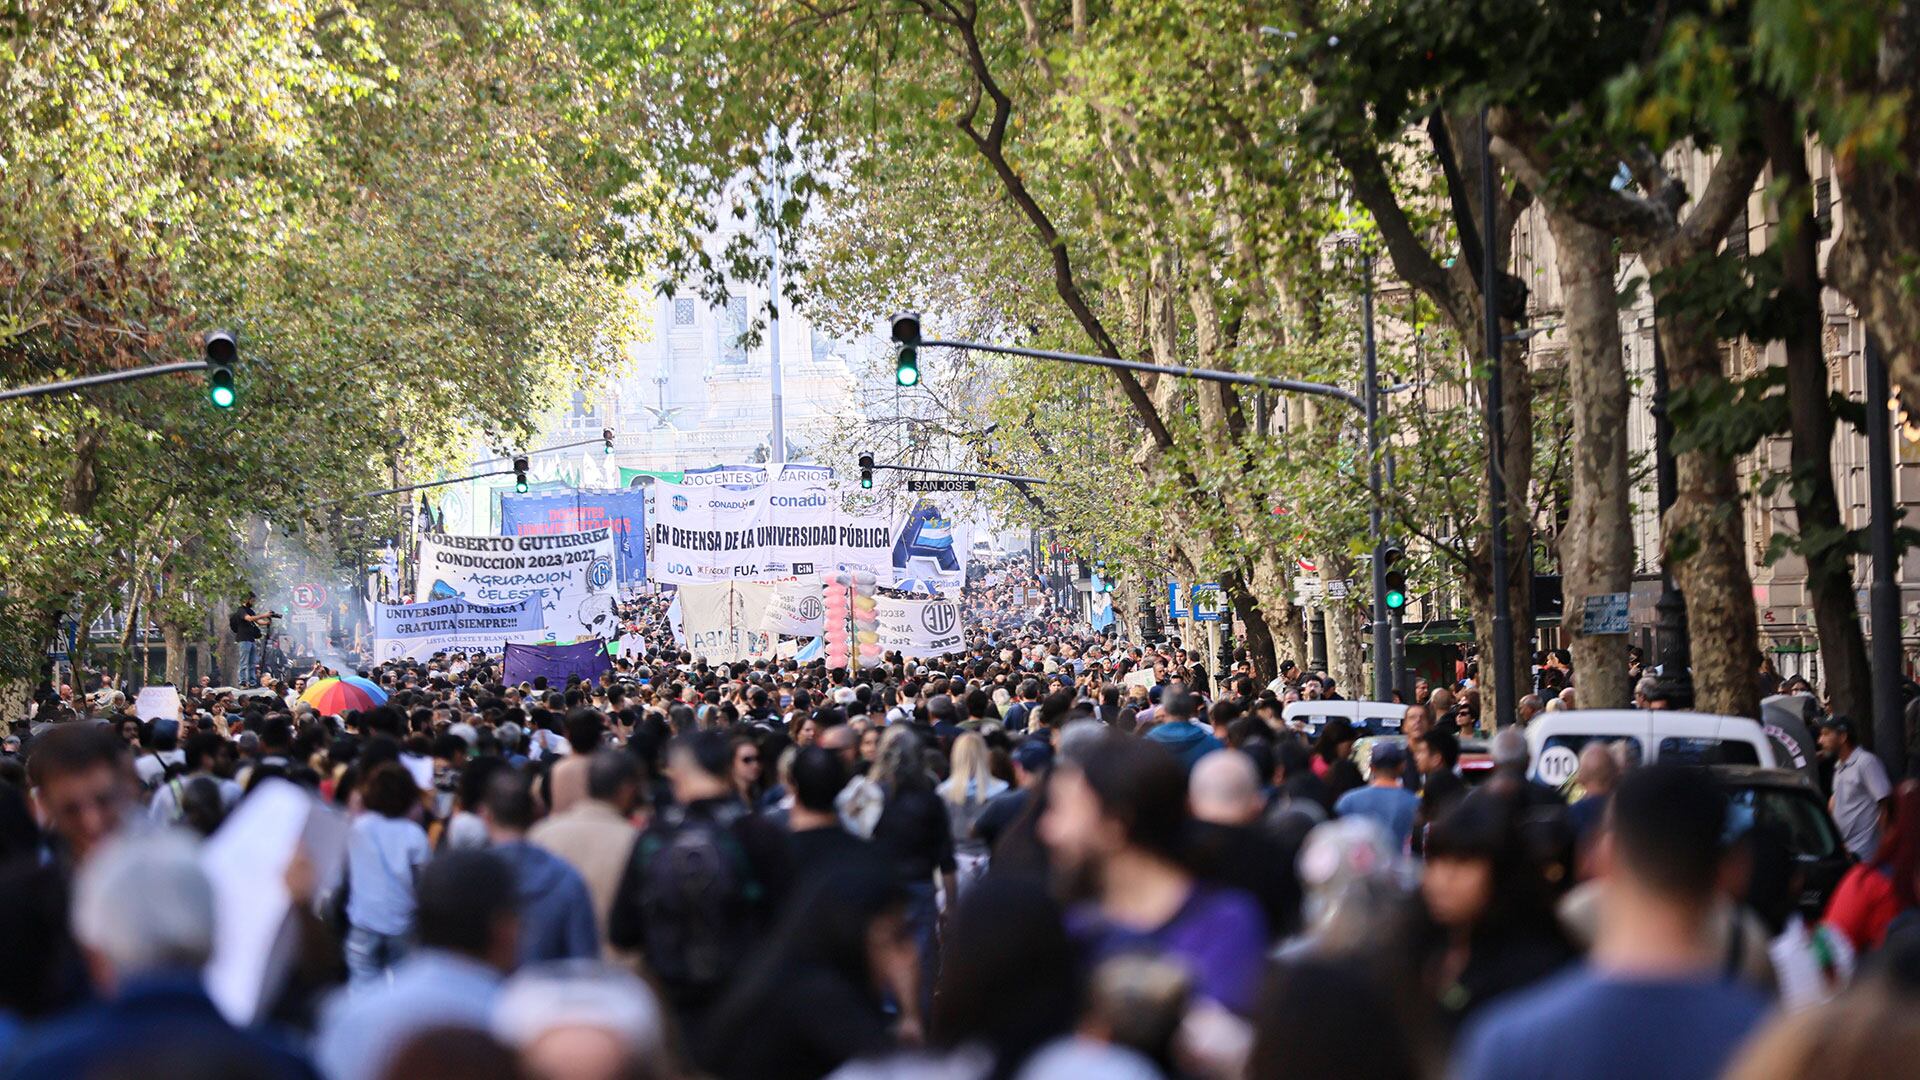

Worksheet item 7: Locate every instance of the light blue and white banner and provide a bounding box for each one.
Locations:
[371,595,545,662]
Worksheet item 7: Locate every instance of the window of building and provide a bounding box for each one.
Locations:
[673,297,697,327]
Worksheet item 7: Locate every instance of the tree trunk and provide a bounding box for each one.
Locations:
[1223,569,1278,684]
[1826,11,1920,417]
[1548,211,1634,709]
[1764,105,1875,726]
[1652,276,1764,718]
[162,619,188,687]
[1252,551,1308,674]
[1319,553,1364,697]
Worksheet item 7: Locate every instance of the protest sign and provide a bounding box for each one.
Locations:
[135,686,181,722]
[499,489,648,585]
[761,578,827,637]
[371,595,544,662]
[647,479,895,585]
[416,528,617,642]
[678,581,777,663]
[875,595,964,659]
[504,639,613,686]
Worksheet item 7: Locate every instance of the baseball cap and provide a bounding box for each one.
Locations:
[1820,715,1855,737]
[1012,740,1054,772]
[1369,741,1407,770]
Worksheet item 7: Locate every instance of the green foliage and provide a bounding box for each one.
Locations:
[0,0,649,674]
[1668,367,1789,460]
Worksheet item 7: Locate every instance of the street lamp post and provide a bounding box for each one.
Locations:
[1361,254,1393,703]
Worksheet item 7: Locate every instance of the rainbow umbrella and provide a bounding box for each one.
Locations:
[300,676,388,715]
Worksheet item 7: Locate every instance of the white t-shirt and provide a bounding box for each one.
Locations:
[134,749,187,787]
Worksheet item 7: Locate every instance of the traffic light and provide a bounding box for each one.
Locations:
[891,311,922,387]
[858,452,874,489]
[204,329,237,408]
[1381,545,1408,611]
[513,455,530,493]
[1093,560,1114,593]
[602,427,615,455]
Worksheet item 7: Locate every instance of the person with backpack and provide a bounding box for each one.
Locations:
[131,718,185,792]
[145,732,241,826]
[608,729,791,1036]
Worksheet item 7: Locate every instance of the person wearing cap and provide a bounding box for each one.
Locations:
[1819,715,1892,861]
[973,738,1052,859]
[1332,742,1419,850]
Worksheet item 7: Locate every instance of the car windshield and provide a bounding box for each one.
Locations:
[1726,784,1842,861]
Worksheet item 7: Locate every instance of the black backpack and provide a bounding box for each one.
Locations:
[633,802,763,989]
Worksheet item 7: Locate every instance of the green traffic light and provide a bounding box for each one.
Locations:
[1385,589,1407,610]
[895,345,919,387]
[516,480,529,493]
[861,477,873,489]
[209,382,236,408]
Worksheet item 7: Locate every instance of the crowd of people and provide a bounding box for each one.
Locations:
[4,588,1920,1080]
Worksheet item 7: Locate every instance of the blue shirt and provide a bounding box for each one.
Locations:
[1334,783,1420,847]
[313,950,501,1080]
[344,814,430,936]
[1452,966,1769,1080]
[2,972,316,1080]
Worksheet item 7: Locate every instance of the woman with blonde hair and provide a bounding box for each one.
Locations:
[936,732,1010,893]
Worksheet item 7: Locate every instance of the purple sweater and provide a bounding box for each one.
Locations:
[1068,882,1269,1014]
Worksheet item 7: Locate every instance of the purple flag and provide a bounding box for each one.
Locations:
[504,639,611,687]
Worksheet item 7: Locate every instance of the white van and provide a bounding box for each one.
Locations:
[1282,700,1408,738]
[1525,710,1778,787]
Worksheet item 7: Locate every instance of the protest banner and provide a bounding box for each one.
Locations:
[371,595,545,662]
[647,478,896,585]
[890,500,972,590]
[499,488,648,585]
[760,578,826,637]
[620,466,684,488]
[875,595,964,659]
[677,581,777,663]
[675,463,835,488]
[504,639,612,686]
[416,528,618,643]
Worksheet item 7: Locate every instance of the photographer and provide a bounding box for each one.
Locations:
[228,593,276,688]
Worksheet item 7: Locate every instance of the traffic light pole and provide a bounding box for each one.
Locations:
[912,331,1394,701]
[469,434,616,468]
[869,462,1050,485]
[342,468,516,503]
[0,360,210,402]
[1362,256,1393,703]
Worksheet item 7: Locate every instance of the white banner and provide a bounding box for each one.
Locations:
[416,529,618,643]
[761,578,826,637]
[647,479,896,585]
[371,595,547,662]
[678,581,777,664]
[875,595,964,660]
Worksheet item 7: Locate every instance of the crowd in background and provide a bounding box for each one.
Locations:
[3,579,1920,1080]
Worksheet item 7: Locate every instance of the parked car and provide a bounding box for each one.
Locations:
[1524,709,1778,787]
[1711,765,1851,915]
